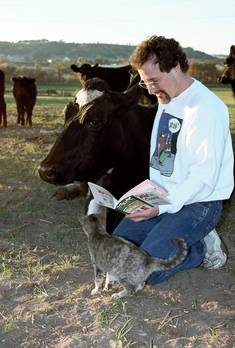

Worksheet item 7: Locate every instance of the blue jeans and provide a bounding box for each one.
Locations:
[113,201,223,285]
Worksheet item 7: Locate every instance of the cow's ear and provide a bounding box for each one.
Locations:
[129,67,138,78]
[115,84,143,110]
[30,78,36,83]
[92,63,99,73]
[12,77,18,83]
[71,64,80,73]
[231,45,235,57]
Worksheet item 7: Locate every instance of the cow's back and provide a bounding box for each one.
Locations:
[96,65,132,92]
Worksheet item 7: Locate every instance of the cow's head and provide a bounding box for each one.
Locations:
[38,79,142,185]
[12,76,37,94]
[71,63,99,86]
[218,45,235,96]
[12,76,36,86]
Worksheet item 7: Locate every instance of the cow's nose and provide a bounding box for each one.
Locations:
[38,164,57,183]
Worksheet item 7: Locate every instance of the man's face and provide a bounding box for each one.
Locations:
[138,57,179,104]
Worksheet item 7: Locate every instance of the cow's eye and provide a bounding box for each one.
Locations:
[89,120,100,128]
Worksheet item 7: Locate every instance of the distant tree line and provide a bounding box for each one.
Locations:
[188,60,224,85]
[0,39,225,64]
[0,40,227,86]
[0,40,136,62]
[0,57,225,87]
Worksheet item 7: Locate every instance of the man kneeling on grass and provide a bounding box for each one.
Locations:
[113,35,234,284]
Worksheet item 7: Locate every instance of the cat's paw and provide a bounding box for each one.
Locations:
[111,292,122,299]
[91,288,99,295]
[112,288,130,298]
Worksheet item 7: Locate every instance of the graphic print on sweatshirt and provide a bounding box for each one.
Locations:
[150,111,183,177]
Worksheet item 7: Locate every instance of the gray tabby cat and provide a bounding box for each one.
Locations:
[78,212,188,298]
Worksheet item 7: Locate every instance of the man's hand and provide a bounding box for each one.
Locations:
[125,206,159,222]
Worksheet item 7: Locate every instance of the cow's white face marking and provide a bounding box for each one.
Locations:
[76,88,104,107]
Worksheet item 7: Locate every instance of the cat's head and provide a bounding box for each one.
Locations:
[78,208,107,236]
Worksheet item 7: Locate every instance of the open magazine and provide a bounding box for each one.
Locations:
[88,179,171,215]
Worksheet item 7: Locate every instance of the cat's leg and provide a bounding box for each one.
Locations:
[136,282,145,291]
[111,280,136,298]
[103,273,115,291]
[91,267,105,295]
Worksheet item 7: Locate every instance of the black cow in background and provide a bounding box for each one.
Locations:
[0,70,7,128]
[12,76,37,126]
[63,63,157,124]
[218,45,235,97]
[38,79,157,232]
[63,63,133,124]
[70,63,132,92]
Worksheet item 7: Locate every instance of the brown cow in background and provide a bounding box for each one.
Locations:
[12,76,37,126]
[0,70,7,127]
[218,45,235,97]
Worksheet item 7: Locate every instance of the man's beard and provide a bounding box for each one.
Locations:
[156,90,171,104]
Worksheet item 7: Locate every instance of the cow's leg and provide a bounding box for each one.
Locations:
[3,106,7,127]
[26,106,33,126]
[0,107,7,127]
[50,183,84,201]
[18,105,25,126]
[16,104,21,124]
[21,111,25,126]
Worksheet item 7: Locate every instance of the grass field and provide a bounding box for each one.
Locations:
[5,82,80,98]
[4,85,235,140]
[210,87,235,138]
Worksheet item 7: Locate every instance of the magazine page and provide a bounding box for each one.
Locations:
[88,182,118,209]
[115,195,153,214]
[132,190,171,206]
[120,179,169,201]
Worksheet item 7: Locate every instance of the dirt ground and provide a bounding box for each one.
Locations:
[0,118,235,348]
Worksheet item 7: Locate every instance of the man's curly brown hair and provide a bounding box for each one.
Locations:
[130,35,189,73]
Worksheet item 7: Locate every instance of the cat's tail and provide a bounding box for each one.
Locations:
[153,237,188,271]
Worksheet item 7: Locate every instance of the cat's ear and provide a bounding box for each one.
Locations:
[77,214,87,225]
[78,208,106,227]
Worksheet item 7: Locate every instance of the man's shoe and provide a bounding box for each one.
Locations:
[203,229,227,269]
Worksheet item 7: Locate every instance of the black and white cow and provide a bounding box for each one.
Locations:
[218,45,235,97]
[38,79,157,232]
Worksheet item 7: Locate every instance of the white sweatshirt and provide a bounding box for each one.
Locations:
[149,79,234,215]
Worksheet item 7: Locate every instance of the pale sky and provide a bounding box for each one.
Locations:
[1,0,234,56]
